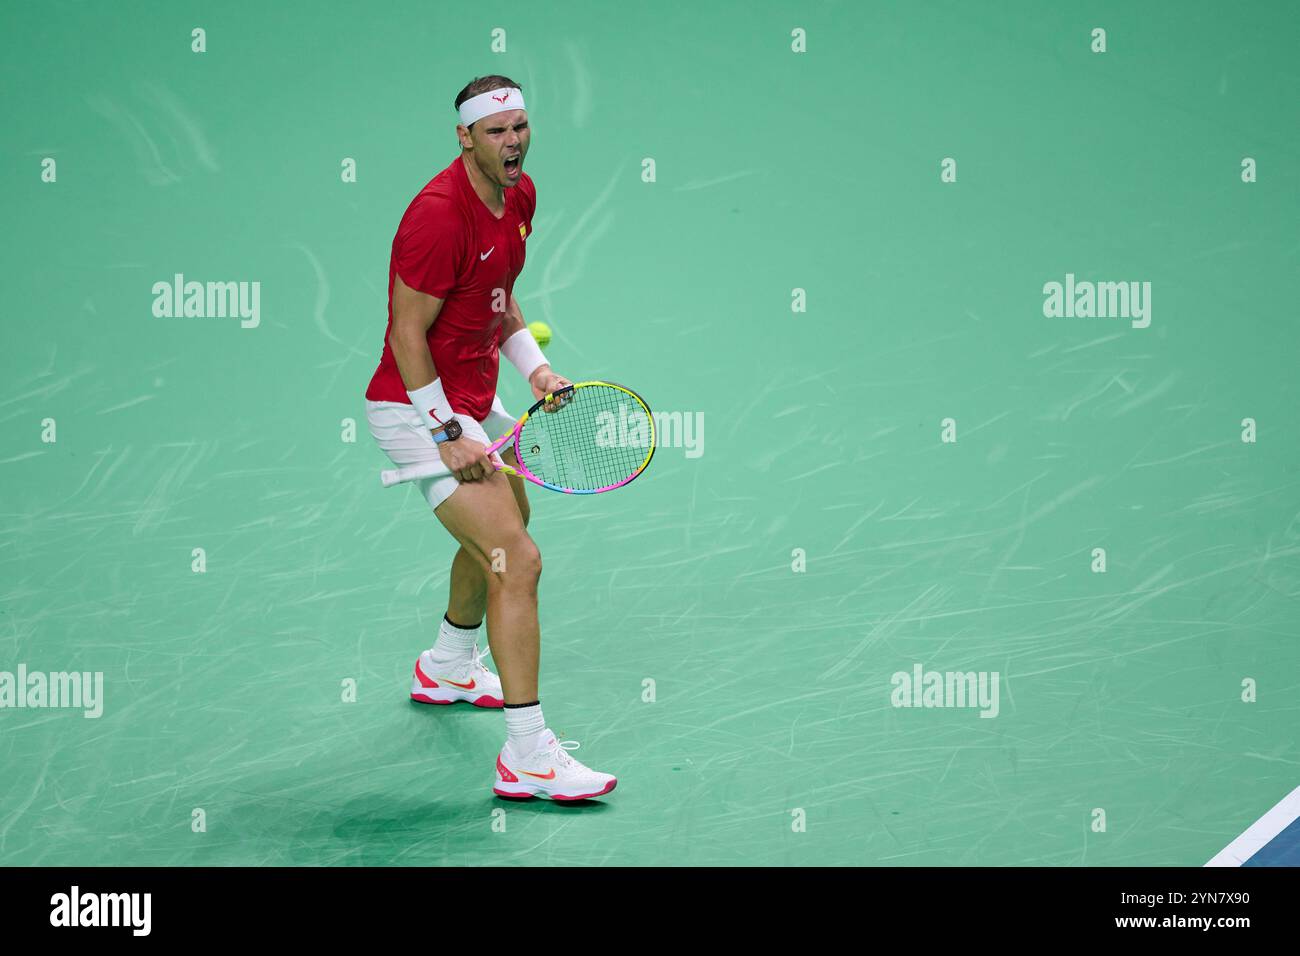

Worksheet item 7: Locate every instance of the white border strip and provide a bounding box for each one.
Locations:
[1205,784,1300,866]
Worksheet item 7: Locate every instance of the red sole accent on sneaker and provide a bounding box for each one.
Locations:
[411,693,502,707]
[493,779,619,802]
[550,779,618,801]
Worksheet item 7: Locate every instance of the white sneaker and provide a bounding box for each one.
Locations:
[410,644,504,708]
[493,730,618,801]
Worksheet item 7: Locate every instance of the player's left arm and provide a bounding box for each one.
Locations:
[502,294,571,405]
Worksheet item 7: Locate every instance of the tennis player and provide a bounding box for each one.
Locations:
[364,76,616,800]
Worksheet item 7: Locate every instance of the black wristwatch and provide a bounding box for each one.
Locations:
[431,419,462,444]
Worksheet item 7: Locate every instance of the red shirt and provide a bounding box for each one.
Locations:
[365,156,536,420]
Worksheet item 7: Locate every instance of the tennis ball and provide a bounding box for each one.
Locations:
[527,321,552,350]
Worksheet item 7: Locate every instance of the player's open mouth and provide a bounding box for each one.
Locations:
[503,155,521,175]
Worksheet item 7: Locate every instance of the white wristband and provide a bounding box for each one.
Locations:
[500,327,549,383]
[406,379,457,432]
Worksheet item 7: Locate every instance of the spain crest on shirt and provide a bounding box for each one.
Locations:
[518,222,527,240]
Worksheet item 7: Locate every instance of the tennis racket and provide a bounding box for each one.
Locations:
[380,381,656,494]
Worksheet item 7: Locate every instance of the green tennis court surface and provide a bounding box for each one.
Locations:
[2,1,1297,865]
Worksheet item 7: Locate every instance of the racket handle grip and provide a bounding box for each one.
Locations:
[380,461,446,487]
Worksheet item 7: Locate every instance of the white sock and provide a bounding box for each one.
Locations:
[504,703,546,754]
[430,616,480,662]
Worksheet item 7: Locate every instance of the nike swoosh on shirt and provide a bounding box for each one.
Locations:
[480,247,495,260]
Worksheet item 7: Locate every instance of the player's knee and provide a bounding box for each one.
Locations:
[514,537,542,585]
[489,535,541,589]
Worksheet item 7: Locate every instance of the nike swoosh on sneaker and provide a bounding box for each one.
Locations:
[519,768,557,780]
[480,247,495,260]
[440,677,477,690]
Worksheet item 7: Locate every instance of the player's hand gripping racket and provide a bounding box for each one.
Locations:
[380,381,656,494]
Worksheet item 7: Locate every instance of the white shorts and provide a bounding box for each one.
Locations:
[367,395,517,511]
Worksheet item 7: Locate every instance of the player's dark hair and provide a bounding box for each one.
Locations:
[454,75,523,126]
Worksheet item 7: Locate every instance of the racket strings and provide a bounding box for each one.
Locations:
[518,385,652,492]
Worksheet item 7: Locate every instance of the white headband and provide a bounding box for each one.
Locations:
[458,87,527,127]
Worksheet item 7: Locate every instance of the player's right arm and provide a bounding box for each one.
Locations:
[390,273,496,482]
